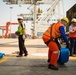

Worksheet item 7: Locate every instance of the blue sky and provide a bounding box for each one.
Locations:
[0,0,76,34]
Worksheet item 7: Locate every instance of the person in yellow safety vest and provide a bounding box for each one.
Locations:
[42,17,69,70]
[15,16,28,57]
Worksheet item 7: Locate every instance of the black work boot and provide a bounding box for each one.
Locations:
[24,53,28,56]
[16,55,23,57]
[24,51,28,56]
[47,59,50,62]
[48,64,58,70]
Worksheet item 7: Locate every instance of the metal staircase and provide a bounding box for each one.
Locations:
[36,0,60,23]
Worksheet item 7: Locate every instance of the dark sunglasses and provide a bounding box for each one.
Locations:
[18,19,23,20]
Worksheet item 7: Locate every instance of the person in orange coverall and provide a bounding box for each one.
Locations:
[42,17,69,70]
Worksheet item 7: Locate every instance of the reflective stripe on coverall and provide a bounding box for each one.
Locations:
[48,41,59,66]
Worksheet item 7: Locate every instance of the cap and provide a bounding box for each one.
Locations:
[18,16,23,20]
[71,18,76,22]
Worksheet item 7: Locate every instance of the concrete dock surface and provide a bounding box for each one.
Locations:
[0,38,76,75]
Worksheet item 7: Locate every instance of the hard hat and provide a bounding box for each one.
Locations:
[18,16,23,20]
[71,18,76,22]
[61,17,69,23]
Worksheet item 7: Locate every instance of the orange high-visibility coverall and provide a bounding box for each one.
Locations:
[42,22,63,66]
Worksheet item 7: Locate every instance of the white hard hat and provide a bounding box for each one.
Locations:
[71,18,76,22]
[18,16,23,20]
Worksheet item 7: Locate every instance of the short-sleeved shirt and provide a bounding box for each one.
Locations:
[21,22,26,29]
[69,24,73,32]
[69,24,76,38]
[69,24,76,32]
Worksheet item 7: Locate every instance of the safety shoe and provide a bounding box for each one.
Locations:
[24,53,28,56]
[24,54,28,56]
[24,51,28,56]
[48,64,58,70]
[47,59,50,62]
[72,54,76,57]
[16,55,23,57]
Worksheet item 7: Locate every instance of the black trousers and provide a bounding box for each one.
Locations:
[18,35,27,56]
[69,38,76,55]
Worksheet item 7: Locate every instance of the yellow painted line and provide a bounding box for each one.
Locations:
[0,55,12,64]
